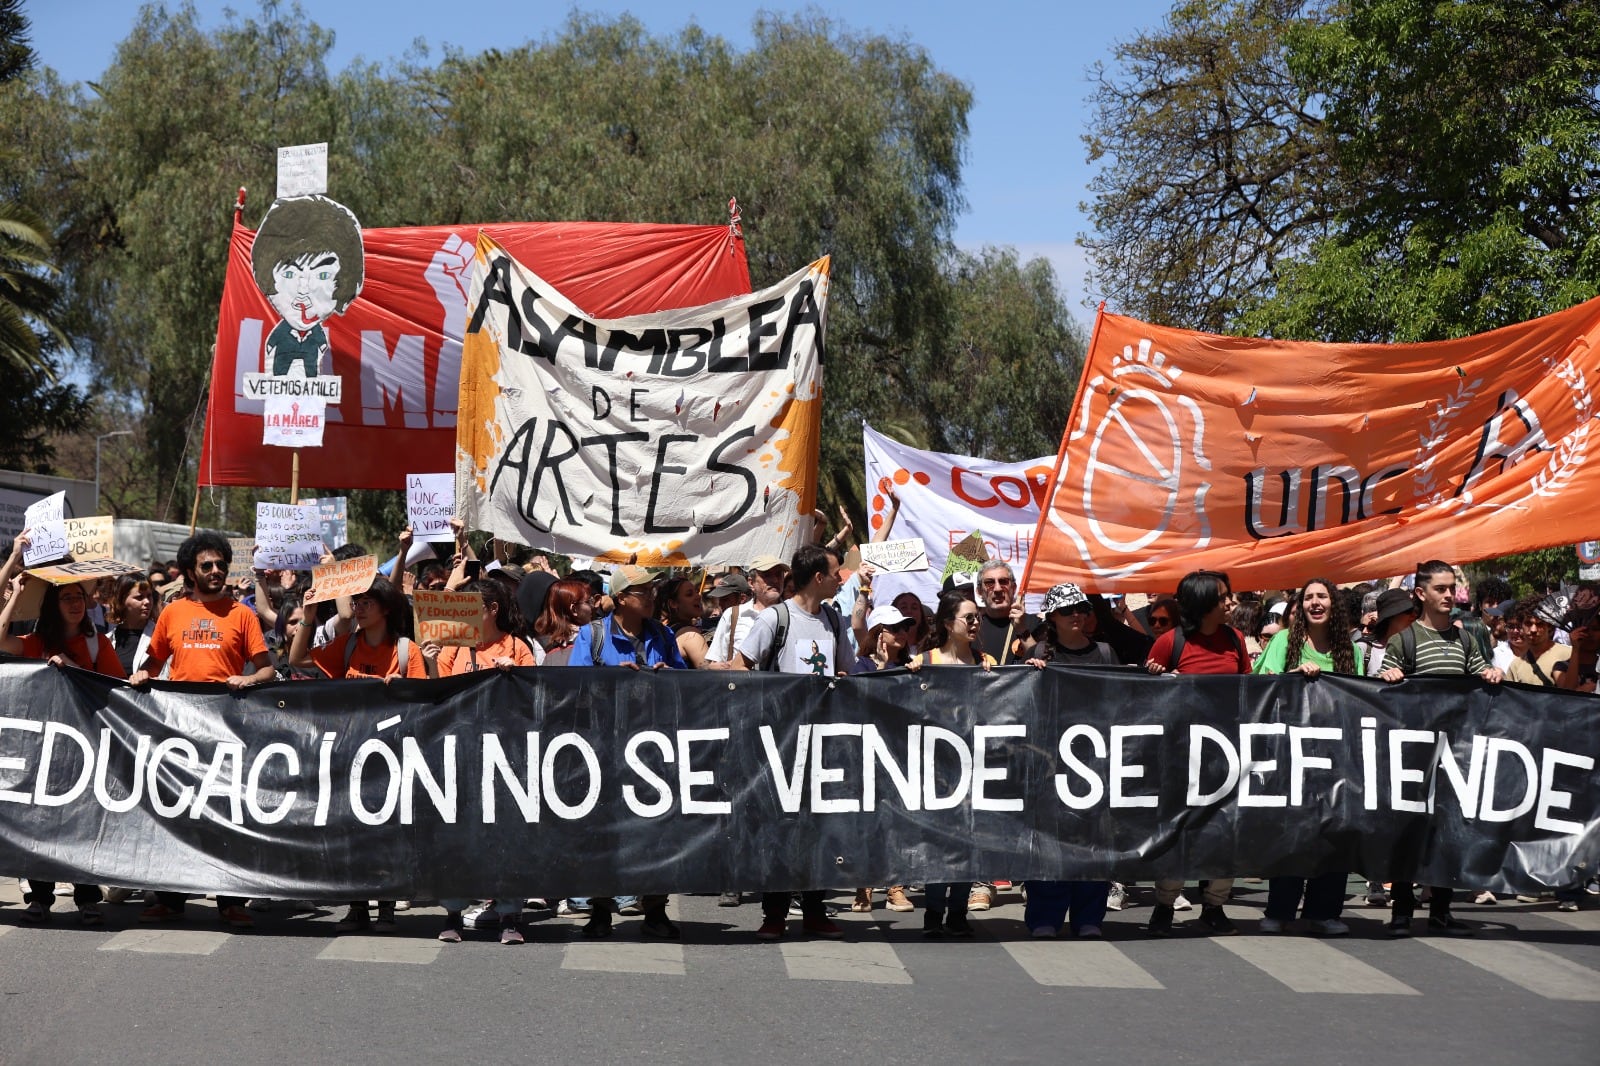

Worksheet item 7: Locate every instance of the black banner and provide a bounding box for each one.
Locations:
[0,659,1595,898]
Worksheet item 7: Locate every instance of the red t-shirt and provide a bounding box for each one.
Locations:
[20,632,127,679]
[1147,626,1250,675]
[147,596,268,682]
[311,632,428,679]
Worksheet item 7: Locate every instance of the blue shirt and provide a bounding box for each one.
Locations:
[568,615,687,669]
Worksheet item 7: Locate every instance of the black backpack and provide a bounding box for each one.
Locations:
[1167,625,1248,673]
[759,601,846,672]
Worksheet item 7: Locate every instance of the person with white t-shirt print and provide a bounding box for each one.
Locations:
[731,543,848,941]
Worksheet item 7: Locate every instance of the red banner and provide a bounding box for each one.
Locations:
[202,219,751,489]
[1027,298,1600,593]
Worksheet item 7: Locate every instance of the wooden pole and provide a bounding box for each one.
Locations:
[290,450,301,505]
[188,485,201,534]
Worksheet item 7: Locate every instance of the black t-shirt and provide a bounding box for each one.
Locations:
[978,610,1038,665]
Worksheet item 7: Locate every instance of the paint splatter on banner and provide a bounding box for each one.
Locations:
[457,233,828,566]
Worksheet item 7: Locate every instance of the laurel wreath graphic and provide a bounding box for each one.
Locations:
[1527,355,1593,499]
[1414,373,1483,511]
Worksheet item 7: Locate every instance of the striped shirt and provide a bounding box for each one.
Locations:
[1385,621,1490,677]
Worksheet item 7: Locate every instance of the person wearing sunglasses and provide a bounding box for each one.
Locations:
[128,531,274,930]
[974,561,1037,666]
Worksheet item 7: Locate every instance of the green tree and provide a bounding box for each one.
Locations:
[1244,0,1600,341]
[1081,0,1337,331]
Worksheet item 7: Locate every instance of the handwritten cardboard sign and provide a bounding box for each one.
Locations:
[412,588,482,647]
[860,537,929,573]
[64,516,114,562]
[227,538,256,585]
[26,558,144,585]
[306,555,377,604]
[253,502,323,570]
[407,473,455,542]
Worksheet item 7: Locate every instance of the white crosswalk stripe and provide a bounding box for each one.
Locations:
[1213,937,1420,995]
[99,928,228,956]
[317,935,441,965]
[1419,939,1600,1002]
[1539,908,1600,933]
[779,938,913,984]
[562,941,686,976]
[998,939,1164,989]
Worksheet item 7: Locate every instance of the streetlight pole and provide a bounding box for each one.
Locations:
[95,430,133,513]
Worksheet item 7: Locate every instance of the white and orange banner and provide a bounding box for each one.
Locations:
[457,234,828,566]
[1027,300,1600,593]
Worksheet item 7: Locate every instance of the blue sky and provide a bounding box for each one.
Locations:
[26,0,1174,322]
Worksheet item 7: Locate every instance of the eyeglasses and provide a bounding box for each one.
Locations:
[1149,614,1174,628]
[196,560,226,573]
[888,620,916,633]
[980,578,1014,589]
[1055,605,1093,617]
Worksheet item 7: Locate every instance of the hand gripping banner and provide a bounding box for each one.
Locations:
[0,660,1593,899]
[456,234,829,565]
[1028,298,1600,592]
[203,218,752,490]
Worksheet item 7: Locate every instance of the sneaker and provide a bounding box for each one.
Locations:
[245,898,273,912]
[1076,924,1103,939]
[1586,878,1599,896]
[1106,882,1127,911]
[1386,912,1414,938]
[1473,890,1497,905]
[801,916,844,939]
[616,896,643,916]
[755,919,786,941]
[1173,892,1194,911]
[886,886,914,912]
[78,903,105,927]
[1366,889,1390,907]
[1308,918,1350,937]
[1427,915,1472,935]
[54,882,74,897]
[718,892,742,908]
[22,900,47,923]
[437,926,463,943]
[336,905,371,932]
[851,888,873,912]
[557,899,591,918]
[219,905,255,930]
[138,903,183,923]
[500,918,524,945]
[944,913,975,938]
[1198,905,1237,935]
[463,901,500,929]
[1146,903,1175,937]
[104,887,135,904]
[640,913,680,939]
[967,884,993,912]
[583,909,614,939]
[1557,900,1580,912]
[1258,916,1285,934]
[1515,894,1543,903]
[1030,925,1057,938]
[922,911,945,939]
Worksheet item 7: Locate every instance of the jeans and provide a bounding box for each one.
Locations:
[1265,872,1347,922]
[1154,878,1232,907]
[568,895,640,912]
[1024,881,1110,933]
[26,881,102,907]
[923,882,971,916]
[763,890,826,922]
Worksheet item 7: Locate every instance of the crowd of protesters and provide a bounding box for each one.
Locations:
[1,496,1596,942]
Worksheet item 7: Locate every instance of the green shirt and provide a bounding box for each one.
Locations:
[1384,620,1490,677]
[1252,628,1365,675]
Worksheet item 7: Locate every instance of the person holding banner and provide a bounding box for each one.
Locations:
[656,575,710,669]
[1144,569,1251,937]
[919,591,996,668]
[106,574,156,676]
[1026,583,1119,668]
[531,578,596,667]
[568,567,685,671]
[1378,560,1501,937]
[0,572,124,926]
[128,532,274,930]
[1252,578,1363,937]
[425,579,542,677]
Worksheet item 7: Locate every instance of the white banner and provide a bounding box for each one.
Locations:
[262,396,327,448]
[862,424,1054,612]
[457,233,828,566]
[407,474,455,542]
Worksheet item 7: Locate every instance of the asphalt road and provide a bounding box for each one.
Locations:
[1,877,1596,1066]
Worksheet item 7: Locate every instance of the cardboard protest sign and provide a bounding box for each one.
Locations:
[1029,300,1600,592]
[203,218,751,491]
[457,234,827,566]
[227,538,256,585]
[859,538,928,573]
[64,517,113,561]
[7,560,141,622]
[262,396,327,448]
[20,492,67,566]
[253,502,323,570]
[406,474,455,541]
[412,588,482,646]
[306,555,377,604]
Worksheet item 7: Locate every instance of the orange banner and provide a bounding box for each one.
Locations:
[1027,299,1600,593]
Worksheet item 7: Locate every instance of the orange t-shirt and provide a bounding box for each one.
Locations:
[437,633,539,675]
[147,596,268,682]
[20,632,127,679]
[311,632,428,679]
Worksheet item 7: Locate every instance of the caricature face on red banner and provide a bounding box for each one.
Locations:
[203,219,751,490]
